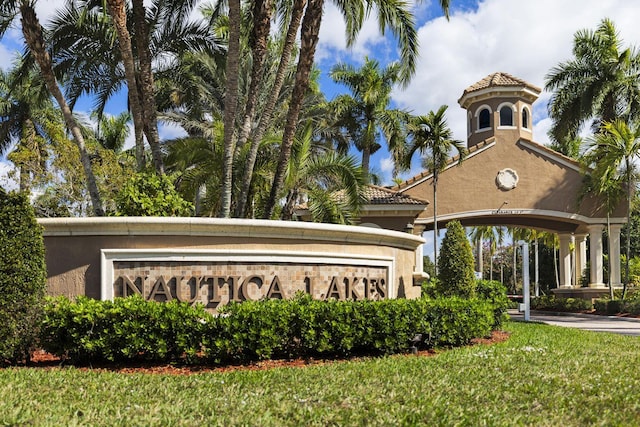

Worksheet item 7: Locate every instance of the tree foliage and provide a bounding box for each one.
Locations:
[116,172,194,216]
[437,220,477,297]
[545,18,640,146]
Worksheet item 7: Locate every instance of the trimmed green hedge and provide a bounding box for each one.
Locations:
[531,295,593,312]
[594,297,640,315]
[39,296,208,363]
[39,293,505,365]
[0,190,47,364]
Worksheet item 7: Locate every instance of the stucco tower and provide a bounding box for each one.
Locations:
[458,72,541,149]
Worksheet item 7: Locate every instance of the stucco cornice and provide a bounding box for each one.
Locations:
[38,217,425,251]
[518,139,582,173]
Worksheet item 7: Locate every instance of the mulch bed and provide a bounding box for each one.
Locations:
[21,330,510,376]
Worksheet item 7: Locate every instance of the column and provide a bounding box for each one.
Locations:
[609,224,622,288]
[588,224,605,287]
[558,234,573,288]
[414,242,424,276]
[574,234,588,286]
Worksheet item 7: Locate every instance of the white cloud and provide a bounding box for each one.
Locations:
[159,122,188,141]
[0,160,18,192]
[316,3,391,64]
[380,156,395,173]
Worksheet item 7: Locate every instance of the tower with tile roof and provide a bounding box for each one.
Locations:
[458,72,541,149]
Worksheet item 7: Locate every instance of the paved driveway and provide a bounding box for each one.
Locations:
[508,310,640,336]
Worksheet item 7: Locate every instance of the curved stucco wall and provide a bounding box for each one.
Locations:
[40,218,425,308]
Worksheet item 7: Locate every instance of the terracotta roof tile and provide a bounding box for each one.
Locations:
[460,72,541,98]
[335,185,428,206]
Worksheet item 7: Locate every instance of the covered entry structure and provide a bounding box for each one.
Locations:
[395,72,626,293]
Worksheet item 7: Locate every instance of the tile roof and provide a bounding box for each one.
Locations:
[334,185,428,206]
[460,72,541,99]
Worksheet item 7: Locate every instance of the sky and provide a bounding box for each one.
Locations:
[1,0,640,195]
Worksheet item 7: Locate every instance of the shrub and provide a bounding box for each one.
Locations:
[593,298,625,315]
[41,295,497,365]
[436,220,476,297]
[531,295,592,312]
[423,297,494,347]
[115,172,194,216]
[476,280,509,328]
[39,296,211,363]
[0,190,47,364]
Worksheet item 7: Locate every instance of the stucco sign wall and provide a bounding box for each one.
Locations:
[41,218,425,310]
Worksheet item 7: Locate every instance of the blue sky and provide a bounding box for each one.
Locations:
[1,0,640,198]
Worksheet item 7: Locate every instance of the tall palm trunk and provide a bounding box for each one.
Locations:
[234,0,272,157]
[20,3,104,216]
[264,0,324,219]
[105,0,146,171]
[489,237,494,281]
[361,144,371,182]
[476,237,483,279]
[624,159,632,299]
[132,0,164,174]
[235,0,306,218]
[607,212,614,299]
[433,166,439,273]
[534,237,539,296]
[553,240,559,288]
[512,236,517,292]
[17,118,36,192]
[219,0,241,217]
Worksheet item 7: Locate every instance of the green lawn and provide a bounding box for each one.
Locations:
[2,321,640,426]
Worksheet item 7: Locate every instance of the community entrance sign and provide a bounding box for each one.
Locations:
[41,218,423,311]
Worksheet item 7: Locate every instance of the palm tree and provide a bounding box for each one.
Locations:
[539,231,560,289]
[328,58,410,180]
[233,0,306,218]
[404,105,466,269]
[49,0,223,174]
[281,124,366,223]
[584,119,640,298]
[0,62,62,192]
[469,226,505,280]
[219,0,242,217]
[0,0,105,215]
[262,0,451,218]
[165,117,279,218]
[545,18,640,146]
[93,112,131,153]
[101,0,147,171]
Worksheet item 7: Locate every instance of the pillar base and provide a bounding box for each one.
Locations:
[588,283,607,289]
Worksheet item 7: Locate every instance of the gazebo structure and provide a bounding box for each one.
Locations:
[393,72,627,297]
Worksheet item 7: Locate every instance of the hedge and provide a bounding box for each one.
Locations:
[0,190,47,364]
[39,293,505,365]
[530,295,593,312]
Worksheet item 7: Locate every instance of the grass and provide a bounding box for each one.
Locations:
[2,321,640,426]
